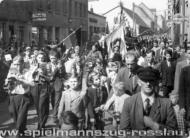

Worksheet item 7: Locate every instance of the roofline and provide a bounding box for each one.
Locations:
[102,5,119,15]
[123,7,149,28]
[88,11,106,19]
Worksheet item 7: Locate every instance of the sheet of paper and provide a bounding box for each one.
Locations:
[5,54,12,61]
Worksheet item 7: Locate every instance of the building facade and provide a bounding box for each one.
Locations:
[0,0,88,48]
[167,0,190,45]
[184,0,190,43]
[88,9,106,41]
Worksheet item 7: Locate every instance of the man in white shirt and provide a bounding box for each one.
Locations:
[5,55,32,135]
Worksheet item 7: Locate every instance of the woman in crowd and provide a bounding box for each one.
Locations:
[86,43,103,61]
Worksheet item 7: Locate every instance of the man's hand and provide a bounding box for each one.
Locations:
[144,116,159,130]
[90,118,95,123]
[180,108,186,117]
[95,107,100,112]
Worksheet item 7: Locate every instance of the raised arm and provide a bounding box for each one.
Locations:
[57,92,65,119]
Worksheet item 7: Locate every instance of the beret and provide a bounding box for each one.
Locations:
[137,67,160,82]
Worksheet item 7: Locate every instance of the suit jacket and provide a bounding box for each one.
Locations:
[115,65,142,95]
[85,86,108,118]
[58,89,85,119]
[120,93,177,131]
[152,47,161,62]
[179,65,190,116]
[174,60,189,93]
[160,61,176,87]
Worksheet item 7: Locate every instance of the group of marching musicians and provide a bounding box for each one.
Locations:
[2,34,190,136]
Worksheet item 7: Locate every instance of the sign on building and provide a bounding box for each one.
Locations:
[32,13,47,21]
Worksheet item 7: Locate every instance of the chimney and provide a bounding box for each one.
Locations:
[90,7,94,13]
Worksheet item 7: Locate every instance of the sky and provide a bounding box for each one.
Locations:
[0,0,168,16]
[88,0,168,16]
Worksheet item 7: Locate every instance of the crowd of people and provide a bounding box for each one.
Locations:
[0,34,190,138]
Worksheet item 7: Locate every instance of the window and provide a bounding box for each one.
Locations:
[185,0,188,7]
[75,2,77,16]
[62,0,67,15]
[84,4,87,17]
[80,3,82,17]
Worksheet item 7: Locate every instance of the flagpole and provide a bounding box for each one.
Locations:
[57,27,81,47]
[132,2,135,36]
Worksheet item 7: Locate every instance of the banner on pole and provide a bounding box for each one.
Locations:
[105,23,127,59]
[57,27,81,49]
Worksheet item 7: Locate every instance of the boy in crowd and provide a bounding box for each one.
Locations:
[103,82,130,129]
[58,76,86,129]
[85,74,108,130]
[103,82,130,114]
[169,90,186,132]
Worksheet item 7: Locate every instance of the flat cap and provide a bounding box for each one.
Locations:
[137,67,160,82]
[169,90,179,97]
[25,46,31,50]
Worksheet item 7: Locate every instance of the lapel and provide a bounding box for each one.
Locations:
[149,96,161,122]
[163,61,168,68]
[135,93,145,129]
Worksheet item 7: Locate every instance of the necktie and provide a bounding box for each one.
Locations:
[144,98,151,116]
[96,88,101,106]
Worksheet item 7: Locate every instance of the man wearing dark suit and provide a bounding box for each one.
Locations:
[115,52,142,95]
[159,50,176,97]
[174,53,190,94]
[120,67,177,137]
[140,50,160,69]
[179,65,190,121]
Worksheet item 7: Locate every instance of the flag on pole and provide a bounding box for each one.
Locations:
[105,23,127,59]
[58,27,81,49]
[13,0,32,1]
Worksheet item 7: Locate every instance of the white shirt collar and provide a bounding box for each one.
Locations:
[141,91,155,106]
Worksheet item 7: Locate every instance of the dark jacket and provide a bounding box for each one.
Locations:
[160,61,176,87]
[115,65,142,95]
[120,93,177,130]
[85,86,108,118]
[179,65,190,118]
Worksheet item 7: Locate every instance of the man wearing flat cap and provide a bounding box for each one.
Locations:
[120,67,177,137]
